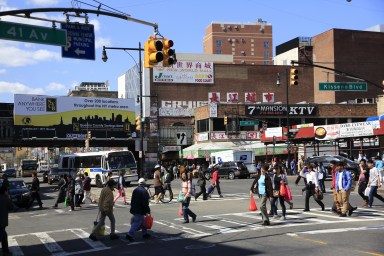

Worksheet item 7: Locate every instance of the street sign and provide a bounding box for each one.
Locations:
[0,21,67,46]
[176,132,187,145]
[319,82,367,91]
[240,120,258,126]
[61,23,95,60]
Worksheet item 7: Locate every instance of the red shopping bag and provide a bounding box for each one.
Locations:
[284,185,292,202]
[143,214,153,229]
[179,204,183,216]
[280,182,287,197]
[249,194,258,211]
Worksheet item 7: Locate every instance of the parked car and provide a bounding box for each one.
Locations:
[204,161,250,180]
[47,168,72,185]
[3,168,17,178]
[0,179,32,207]
[305,155,359,180]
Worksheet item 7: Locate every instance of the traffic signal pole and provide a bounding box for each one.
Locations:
[138,42,145,178]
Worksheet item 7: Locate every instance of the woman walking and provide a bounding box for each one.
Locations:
[53,174,68,208]
[114,171,127,205]
[66,175,75,212]
[304,164,325,211]
[180,172,197,224]
[250,164,273,226]
[271,166,287,220]
[195,169,207,200]
[357,159,369,207]
[74,175,84,208]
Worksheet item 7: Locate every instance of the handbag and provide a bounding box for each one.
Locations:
[364,186,371,197]
[143,214,154,229]
[313,189,324,201]
[284,185,292,201]
[273,190,280,197]
[177,193,185,202]
[280,183,287,197]
[92,211,105,236]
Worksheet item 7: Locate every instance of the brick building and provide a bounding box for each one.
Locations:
[203,19,273,65]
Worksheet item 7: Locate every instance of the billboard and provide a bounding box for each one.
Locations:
[14,94,135,139]
[153,61,214,84]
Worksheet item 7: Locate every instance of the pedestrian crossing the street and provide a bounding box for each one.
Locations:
[8,206,384,256]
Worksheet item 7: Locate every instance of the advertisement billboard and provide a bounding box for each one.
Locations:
[153,61,214,84]
[14,94,135,139]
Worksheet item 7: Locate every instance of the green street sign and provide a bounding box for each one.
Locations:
[319,82,367,91]
[240,120,258,126]
[0,21,67,46]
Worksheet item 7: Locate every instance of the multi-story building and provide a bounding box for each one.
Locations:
[203,19,273,65]
[74,81,110,91]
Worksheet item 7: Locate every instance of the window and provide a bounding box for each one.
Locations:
[197,119,209,133]
[216,40,222,47]
[215,50,222,54]
[263,41,269,48]
[263,61,270,65]
[263,51,269,58]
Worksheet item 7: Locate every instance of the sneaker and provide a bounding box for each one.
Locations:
[348,206,357,216]
[142,233,151,239]
[303,209,310,212]
[280,216,286,221]
[339,213,347,217]
[89,234,98,241]
[125,234,135,242]
[273,215,279,219]
[110,234,119,240]
[219,195,224,198]
[192,216,197,223]
[261,220,270,226]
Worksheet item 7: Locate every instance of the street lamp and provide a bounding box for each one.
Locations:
[102,43,145,177]
[276,67,291,167]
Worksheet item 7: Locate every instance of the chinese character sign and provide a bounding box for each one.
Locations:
[245,92,256,103]
[227,92,239,103]
[208,92,220,103]
[262,93,274,103]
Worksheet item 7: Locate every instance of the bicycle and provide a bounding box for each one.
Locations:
[145,184,173,203]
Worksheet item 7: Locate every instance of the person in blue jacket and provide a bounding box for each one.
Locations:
[335,162,357,217]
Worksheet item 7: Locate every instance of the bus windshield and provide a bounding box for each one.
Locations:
[74,156,102,168]
[107,151,136,170]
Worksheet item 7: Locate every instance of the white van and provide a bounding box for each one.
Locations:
[37,161,49,173]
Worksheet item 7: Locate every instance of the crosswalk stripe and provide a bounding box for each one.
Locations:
[35,232,65,255]
[8,236,24,256]
[155,220,211,237]
[70,229,109,250]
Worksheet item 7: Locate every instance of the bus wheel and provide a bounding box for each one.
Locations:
[96,176,103,188]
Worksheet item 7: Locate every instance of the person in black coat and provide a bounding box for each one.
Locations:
[0,186,13,256]
[194,170,207,200]
[53,174,68,208]
[66,175,75,211]
[28,172,43,210]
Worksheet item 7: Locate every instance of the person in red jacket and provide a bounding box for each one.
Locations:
[210,167,223,198]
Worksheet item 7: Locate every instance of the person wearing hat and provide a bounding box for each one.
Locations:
[89,180,119,241]
[126,178,151,242]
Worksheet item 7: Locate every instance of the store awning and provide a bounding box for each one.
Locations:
[366,115,384,121]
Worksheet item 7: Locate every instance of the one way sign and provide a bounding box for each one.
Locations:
[176,132,187,145]
[61,23,95,60]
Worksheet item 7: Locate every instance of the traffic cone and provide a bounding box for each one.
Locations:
[249,194,258,211]
[179,204,183,216]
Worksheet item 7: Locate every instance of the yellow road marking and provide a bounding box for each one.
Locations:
[356,251,384,256]
[289,234,327,245]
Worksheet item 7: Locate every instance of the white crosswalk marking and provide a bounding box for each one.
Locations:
[70,229,109,250]
[35,232,65,255]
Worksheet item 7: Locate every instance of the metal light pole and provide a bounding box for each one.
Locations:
[102,43,145,177]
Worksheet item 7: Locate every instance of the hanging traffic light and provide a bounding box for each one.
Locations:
[224,115,228,125]
[162,38,176,67]
[87,131,91,139]
[136,115,142,131]
[144,36,163,68]
[290,68,298,86]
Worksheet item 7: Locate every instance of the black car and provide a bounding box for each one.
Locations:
[3,168,17,178]
[0,179,31,207]
[48,168,72,185]
[306,155,359,180]
[204,161,250,180]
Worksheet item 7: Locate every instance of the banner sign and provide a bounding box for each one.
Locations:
[153,61,214,84]
[314,121,380,140]
[14,94,135,139]
[245,105,317,116]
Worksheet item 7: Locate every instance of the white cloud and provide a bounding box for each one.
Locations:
[0,69,6,74]
[27,0,60,6]
[0,45,60,67]
[95,37,111,49]
[0,81,45,94]
[45,82,66,91]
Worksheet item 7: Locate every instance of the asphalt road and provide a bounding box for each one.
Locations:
[6,176,384,256]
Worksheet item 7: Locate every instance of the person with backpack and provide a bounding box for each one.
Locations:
[82,172,95,204]
[194,169,207,201]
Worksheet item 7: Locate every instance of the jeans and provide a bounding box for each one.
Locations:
[259,194,269,222]
[92,211,115,236]
[319,178,326,193]
[128,214,147,237]
[271,196,286,217]
[182,196,196,222]
[0,226,9,253]
[358,182,368,203]
[368,186,384,207]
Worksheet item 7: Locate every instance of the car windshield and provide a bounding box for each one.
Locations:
[237,162,246,168]
[8,180,27,189]
[333,156,356,164]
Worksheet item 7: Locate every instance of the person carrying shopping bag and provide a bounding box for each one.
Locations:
[180,173,197,224]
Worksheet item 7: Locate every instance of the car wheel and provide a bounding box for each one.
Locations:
[228,172,235,180]
[204,172,211,180]
[96,176,103,188]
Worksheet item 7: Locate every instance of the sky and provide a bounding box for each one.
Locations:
[0,0,383,103]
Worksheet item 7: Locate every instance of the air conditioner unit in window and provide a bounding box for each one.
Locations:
[227,25,231,29]
[234,25,238,30]
[366,98,374,104]
[356,98,364,103]
[241,50,245,55]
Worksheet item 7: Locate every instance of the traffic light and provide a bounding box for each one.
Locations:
[144,36,163,68]
[162,38,176,67]
[87,131,91,139]
[224,115,228,125]
[136,115,142,131]
[290,68,298,86]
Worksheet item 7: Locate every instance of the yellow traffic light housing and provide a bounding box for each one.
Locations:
[87,131,91,139]
[144,36,164,68]
[224,116,228,125]
[290,68,298,86]
[136,115,142,131]
[162,38,176,67]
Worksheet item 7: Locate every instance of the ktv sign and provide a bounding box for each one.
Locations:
[246,105,317,116]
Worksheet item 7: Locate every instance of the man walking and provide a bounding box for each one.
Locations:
[367,159,384,208]
[153,165,163,203]
[82,172,94,204]
[210,166,223,198]
[329,160,341,214]
[28,172,43,210]
[335,162,354,217]
[89,180,119,241]
[126,178,151,242]
[0,186,13,256]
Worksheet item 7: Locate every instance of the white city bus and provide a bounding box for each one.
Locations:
[59,150,138,187]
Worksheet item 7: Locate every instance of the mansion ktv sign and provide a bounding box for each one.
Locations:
[245,105,317,116]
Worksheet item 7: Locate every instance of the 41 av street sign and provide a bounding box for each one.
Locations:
[0,21,67,46]
[319,82,367,91]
